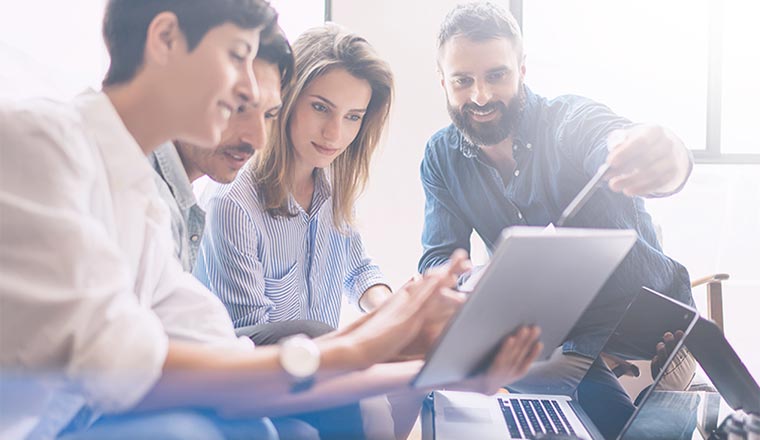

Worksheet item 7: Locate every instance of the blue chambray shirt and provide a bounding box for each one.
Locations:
[419,86,694,359]
[148,142,206,272]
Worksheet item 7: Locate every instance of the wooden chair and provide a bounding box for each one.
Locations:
[691,273,730,331]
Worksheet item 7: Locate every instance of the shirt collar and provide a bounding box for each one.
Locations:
[73,90,155,190]
[151,142,198,211]
[287,168,332,215]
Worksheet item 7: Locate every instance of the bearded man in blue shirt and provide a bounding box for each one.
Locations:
[420,2,696,437]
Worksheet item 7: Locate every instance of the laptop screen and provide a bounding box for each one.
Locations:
[620,368,735,440]
[594,287,700,439]
[608,289,758,439]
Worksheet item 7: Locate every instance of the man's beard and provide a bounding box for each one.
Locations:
[447,82,526,146]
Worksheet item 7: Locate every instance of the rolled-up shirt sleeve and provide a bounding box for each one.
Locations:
[0,105,168,413]
[343,230,389,307]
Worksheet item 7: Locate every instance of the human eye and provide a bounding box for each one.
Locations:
[453,76,473,87]
[311,102,328,113]
[229,50,246,64]
[265,109,280,120]
[487,70,508,82]
[346,114,363,122]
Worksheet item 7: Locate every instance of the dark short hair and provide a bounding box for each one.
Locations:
[256,24,294,88]
[437,1,523,57]
[102,0,278,86]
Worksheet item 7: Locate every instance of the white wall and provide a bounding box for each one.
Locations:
[332,0,485,292]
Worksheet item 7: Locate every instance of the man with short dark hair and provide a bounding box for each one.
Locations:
[421,2,695,437]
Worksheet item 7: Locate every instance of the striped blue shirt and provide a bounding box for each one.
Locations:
[194,164,388,328]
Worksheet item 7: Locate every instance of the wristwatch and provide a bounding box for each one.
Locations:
[279,333,320,393]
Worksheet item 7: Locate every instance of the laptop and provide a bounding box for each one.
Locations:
[425,287,700,440]
[615,311,760,439]
[413,226,638,389]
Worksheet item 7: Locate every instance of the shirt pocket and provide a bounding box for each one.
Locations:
[264,262,302,321]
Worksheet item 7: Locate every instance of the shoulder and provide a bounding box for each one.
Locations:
[545,94,619,125]
[0,98,98,185]
[1,98,90,155]
[422,124,462,169]
[424,124,459,155]
[207,167,263,224]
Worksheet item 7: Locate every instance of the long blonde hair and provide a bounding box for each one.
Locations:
[253,23,394,231]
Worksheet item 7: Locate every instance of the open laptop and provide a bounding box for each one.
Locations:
[614,310,760,439]
[413,226,638,389]
[425,287,700,440]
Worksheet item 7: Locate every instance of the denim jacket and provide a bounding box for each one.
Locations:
[419,86,694,358]
[149,142,206,272]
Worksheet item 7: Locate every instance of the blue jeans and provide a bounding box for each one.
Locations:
[59,410,283,440]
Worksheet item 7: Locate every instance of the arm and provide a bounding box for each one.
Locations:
[0,104,169,413]
[343,229,392,312]
[138,341,422,418]
[140,254,541,418]
[557,100,692,197]
[196,195,273,326]
[418,143,474,273]
[359,284,393,312]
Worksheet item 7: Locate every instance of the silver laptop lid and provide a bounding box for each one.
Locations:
[413,226,637,389]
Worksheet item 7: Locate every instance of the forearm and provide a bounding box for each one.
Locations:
[137,337,412,417]
[230,360,424,418]
[135,337,368,415]
[359,284,393,312]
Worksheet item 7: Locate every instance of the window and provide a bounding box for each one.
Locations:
[513,0,760,163]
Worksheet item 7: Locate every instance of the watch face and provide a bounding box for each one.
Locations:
[281,336,320,378]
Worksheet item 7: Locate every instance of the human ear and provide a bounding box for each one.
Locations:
[144,11,183,67]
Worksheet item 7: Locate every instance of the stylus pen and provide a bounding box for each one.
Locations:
[556,163,611,227]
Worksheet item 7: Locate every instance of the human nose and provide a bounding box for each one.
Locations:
[239,112,268,151]
[322,115,341,142]
[233,62,260,107]
[470,80,493,107]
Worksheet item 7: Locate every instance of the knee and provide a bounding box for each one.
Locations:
[297,320,335,339]
[144,412,226,440]
[272,417,320,440]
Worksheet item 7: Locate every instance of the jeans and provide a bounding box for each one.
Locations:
[236,320,335,345]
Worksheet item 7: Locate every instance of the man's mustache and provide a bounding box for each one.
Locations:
[222,142,255,155]
[462,101,507,115]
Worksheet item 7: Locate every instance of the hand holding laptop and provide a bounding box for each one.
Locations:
[319,250,471,368]
[471,326,543,395]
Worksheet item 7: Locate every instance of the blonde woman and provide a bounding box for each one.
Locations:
[196,24,394,339]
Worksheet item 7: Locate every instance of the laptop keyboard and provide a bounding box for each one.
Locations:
[498,397,577,439]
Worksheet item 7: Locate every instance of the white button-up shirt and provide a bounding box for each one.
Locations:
[0,91,252,439]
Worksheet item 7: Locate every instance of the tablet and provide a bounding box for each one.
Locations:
[413,226,637,389]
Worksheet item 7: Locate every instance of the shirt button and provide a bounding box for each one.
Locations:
[514,169,520,177]
[518,211,523,220]
[190,234,199,242]
[526,143,533,150]
[512,144,518,150]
